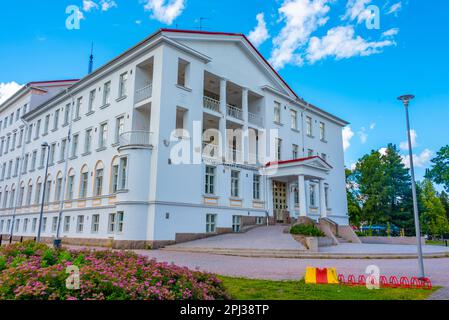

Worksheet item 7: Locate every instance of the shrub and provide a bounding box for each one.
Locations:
[0,241,229,300]
[290,224,325,237]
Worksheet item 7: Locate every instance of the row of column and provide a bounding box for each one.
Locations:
[297,175,327,218]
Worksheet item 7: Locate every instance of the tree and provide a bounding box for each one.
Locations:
[418,179,449,238]
[346,169,362,226]
[440,191,449,221]
[426,145,449,192]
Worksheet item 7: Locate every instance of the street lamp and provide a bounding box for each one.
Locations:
[397,94,425,279]
[36,142,50,243]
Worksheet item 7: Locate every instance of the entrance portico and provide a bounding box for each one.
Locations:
[262,156,332,223]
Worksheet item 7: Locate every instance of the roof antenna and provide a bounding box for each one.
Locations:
[198,17,208,31]
[88,42,94,74]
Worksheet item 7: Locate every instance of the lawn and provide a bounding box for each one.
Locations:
[220,276,436,300]
[426,240,448,246]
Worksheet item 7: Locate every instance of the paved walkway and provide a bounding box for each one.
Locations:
[320,243,449,254]
[168,226,305,250]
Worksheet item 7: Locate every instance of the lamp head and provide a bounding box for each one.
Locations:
[397,94,415,107]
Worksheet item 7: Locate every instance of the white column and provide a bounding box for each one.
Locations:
[242,88,249,163]
[219,78,227,159]
[298,175,307,217]
[319,179,327,218]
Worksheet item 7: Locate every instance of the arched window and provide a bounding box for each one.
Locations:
[111,156,120,193]
[44,174,52,204]
[0,187,3,209]
[79,165,89,199]
[18,181,25,207]
[35,177,42,204]
[10,184,16,208]
[2,186,9,209]
[93,161,104,197]
[66,168,75,200]
[55,171,63,202]
[26,179,33,206]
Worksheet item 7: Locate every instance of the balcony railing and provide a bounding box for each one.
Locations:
[134,83,153,104]
[226,148,243,163]
[119,131,153,149]
[203,96,220,113]
[227,105,243,120]
[248,112,264,127]
[202,143,221,159]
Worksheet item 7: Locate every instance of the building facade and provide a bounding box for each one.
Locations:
[0,29,349,248]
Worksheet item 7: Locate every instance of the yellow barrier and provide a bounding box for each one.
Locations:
[305,267,339,284]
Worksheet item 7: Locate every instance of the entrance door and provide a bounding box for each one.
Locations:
[273,181,287,222]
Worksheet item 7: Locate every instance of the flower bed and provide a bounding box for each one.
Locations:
[0,241,229,300]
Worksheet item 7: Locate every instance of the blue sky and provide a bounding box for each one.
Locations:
[0,0,448,185]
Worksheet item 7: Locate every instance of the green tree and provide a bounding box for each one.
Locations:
[418,179,449,238]
[426,145,449,192]
[439,191,449,221]
[346,169,362,226]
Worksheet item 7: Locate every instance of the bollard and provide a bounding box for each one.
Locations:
[9,236,12,244]
[0,234,2,246]
[20,236,23,243]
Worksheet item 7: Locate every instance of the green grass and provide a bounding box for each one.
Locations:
[426,240,448,246]
[219,276,436,300]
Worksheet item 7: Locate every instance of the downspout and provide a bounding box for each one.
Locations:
[9,119,30,239]
[55,88,75,241]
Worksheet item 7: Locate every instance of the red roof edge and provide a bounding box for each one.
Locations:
[265,156,333,169]
[28,79,79,86]
[160,28,300,100]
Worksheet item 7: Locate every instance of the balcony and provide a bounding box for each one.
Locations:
[226,147,243,163]
[227,105,243,121]
[118,131,153,150]
[202,143,220,160]
[203,96,220,113]
[134,84,153,104]
[248,112,264,127]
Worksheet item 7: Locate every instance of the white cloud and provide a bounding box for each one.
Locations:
[306,25,395,63]
[135,20,142,25]
[358,126,368,144]
[387,2,402,15]
[400,129,417,150]
[402,149,432,169]
[369,122,376,130]
[100,0,117,11]
[379,147,388,156]
[382,28,399,37]
[342,0,375,25]
[247,13,270,48]
[269,0,331,69]
[143,0,186,25]
[83,0,98,12]
[343,126,355,151]
[0,82,23,105]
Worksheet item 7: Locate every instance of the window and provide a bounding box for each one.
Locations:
[71,134,79,157]
[60,138,67,161]
[275,138,282,161]
[23,218,28,232]
[18,129,23,147]
[306,116,313,137]
[22,153,29,174]
[40,146,46,167]
[294,184,299,205]
[117,212,124,233]
[18,185,24,206]
[34,120,41,139]
[26,183,32,206]
[52,217,58,233]
[26,127,32,143]
[44,179,52,203]
[66,171,75,200]
[324,185,329,208]
[206,214,216,233]
[119,157,128,190]
[11,132,16,151]
[35,182,42,204]
[41,217,47,232]
[103,81,111,106]
[118,72,128,98]
[31,150,37,171]
[292,144,299,159]
[88,90,95,113]
[290,109,297,130]
[31,218,37,232]
[307,149,314,157]
[55,175,63,201]
[63,216,70,233]
[91,214,100,233]
[53,109,60,130]
[49,143,56,165]
[75,97,82,119]
[111,162,119,193]
[320,122,326,141]
[274,102,281,123]
[44,114,50,134]
[99,122,108,148]
[253,174,261,200]
[63,103,71,125]
[14,219,20,233]
[115,116,124,143]
[76,215,84,233]
[231,170,240,198]
[79,170,89,199]
[205,166,216,195]
[84,129,92,153]
[309,184,316,207]
[177,59,190,87]
[108,213,116,233]
[94,168,103,196]
[232,215,241,233]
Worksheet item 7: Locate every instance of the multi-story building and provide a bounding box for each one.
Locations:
[0,29,349,248]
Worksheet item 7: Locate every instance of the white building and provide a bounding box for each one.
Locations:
[0,29,349,249]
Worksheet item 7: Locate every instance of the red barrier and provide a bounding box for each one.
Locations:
[337,273,431,290]
[338,274,345,284]
[389,276,399,288]
[410,277,420,289]
[380,275,389,288]
[400,277,410,288]
[358,275,366,286]
[421,278,432,290]
[347,274,356,286]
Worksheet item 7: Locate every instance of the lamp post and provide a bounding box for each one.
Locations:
[397,94,425,279]
[36,142,50,243]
